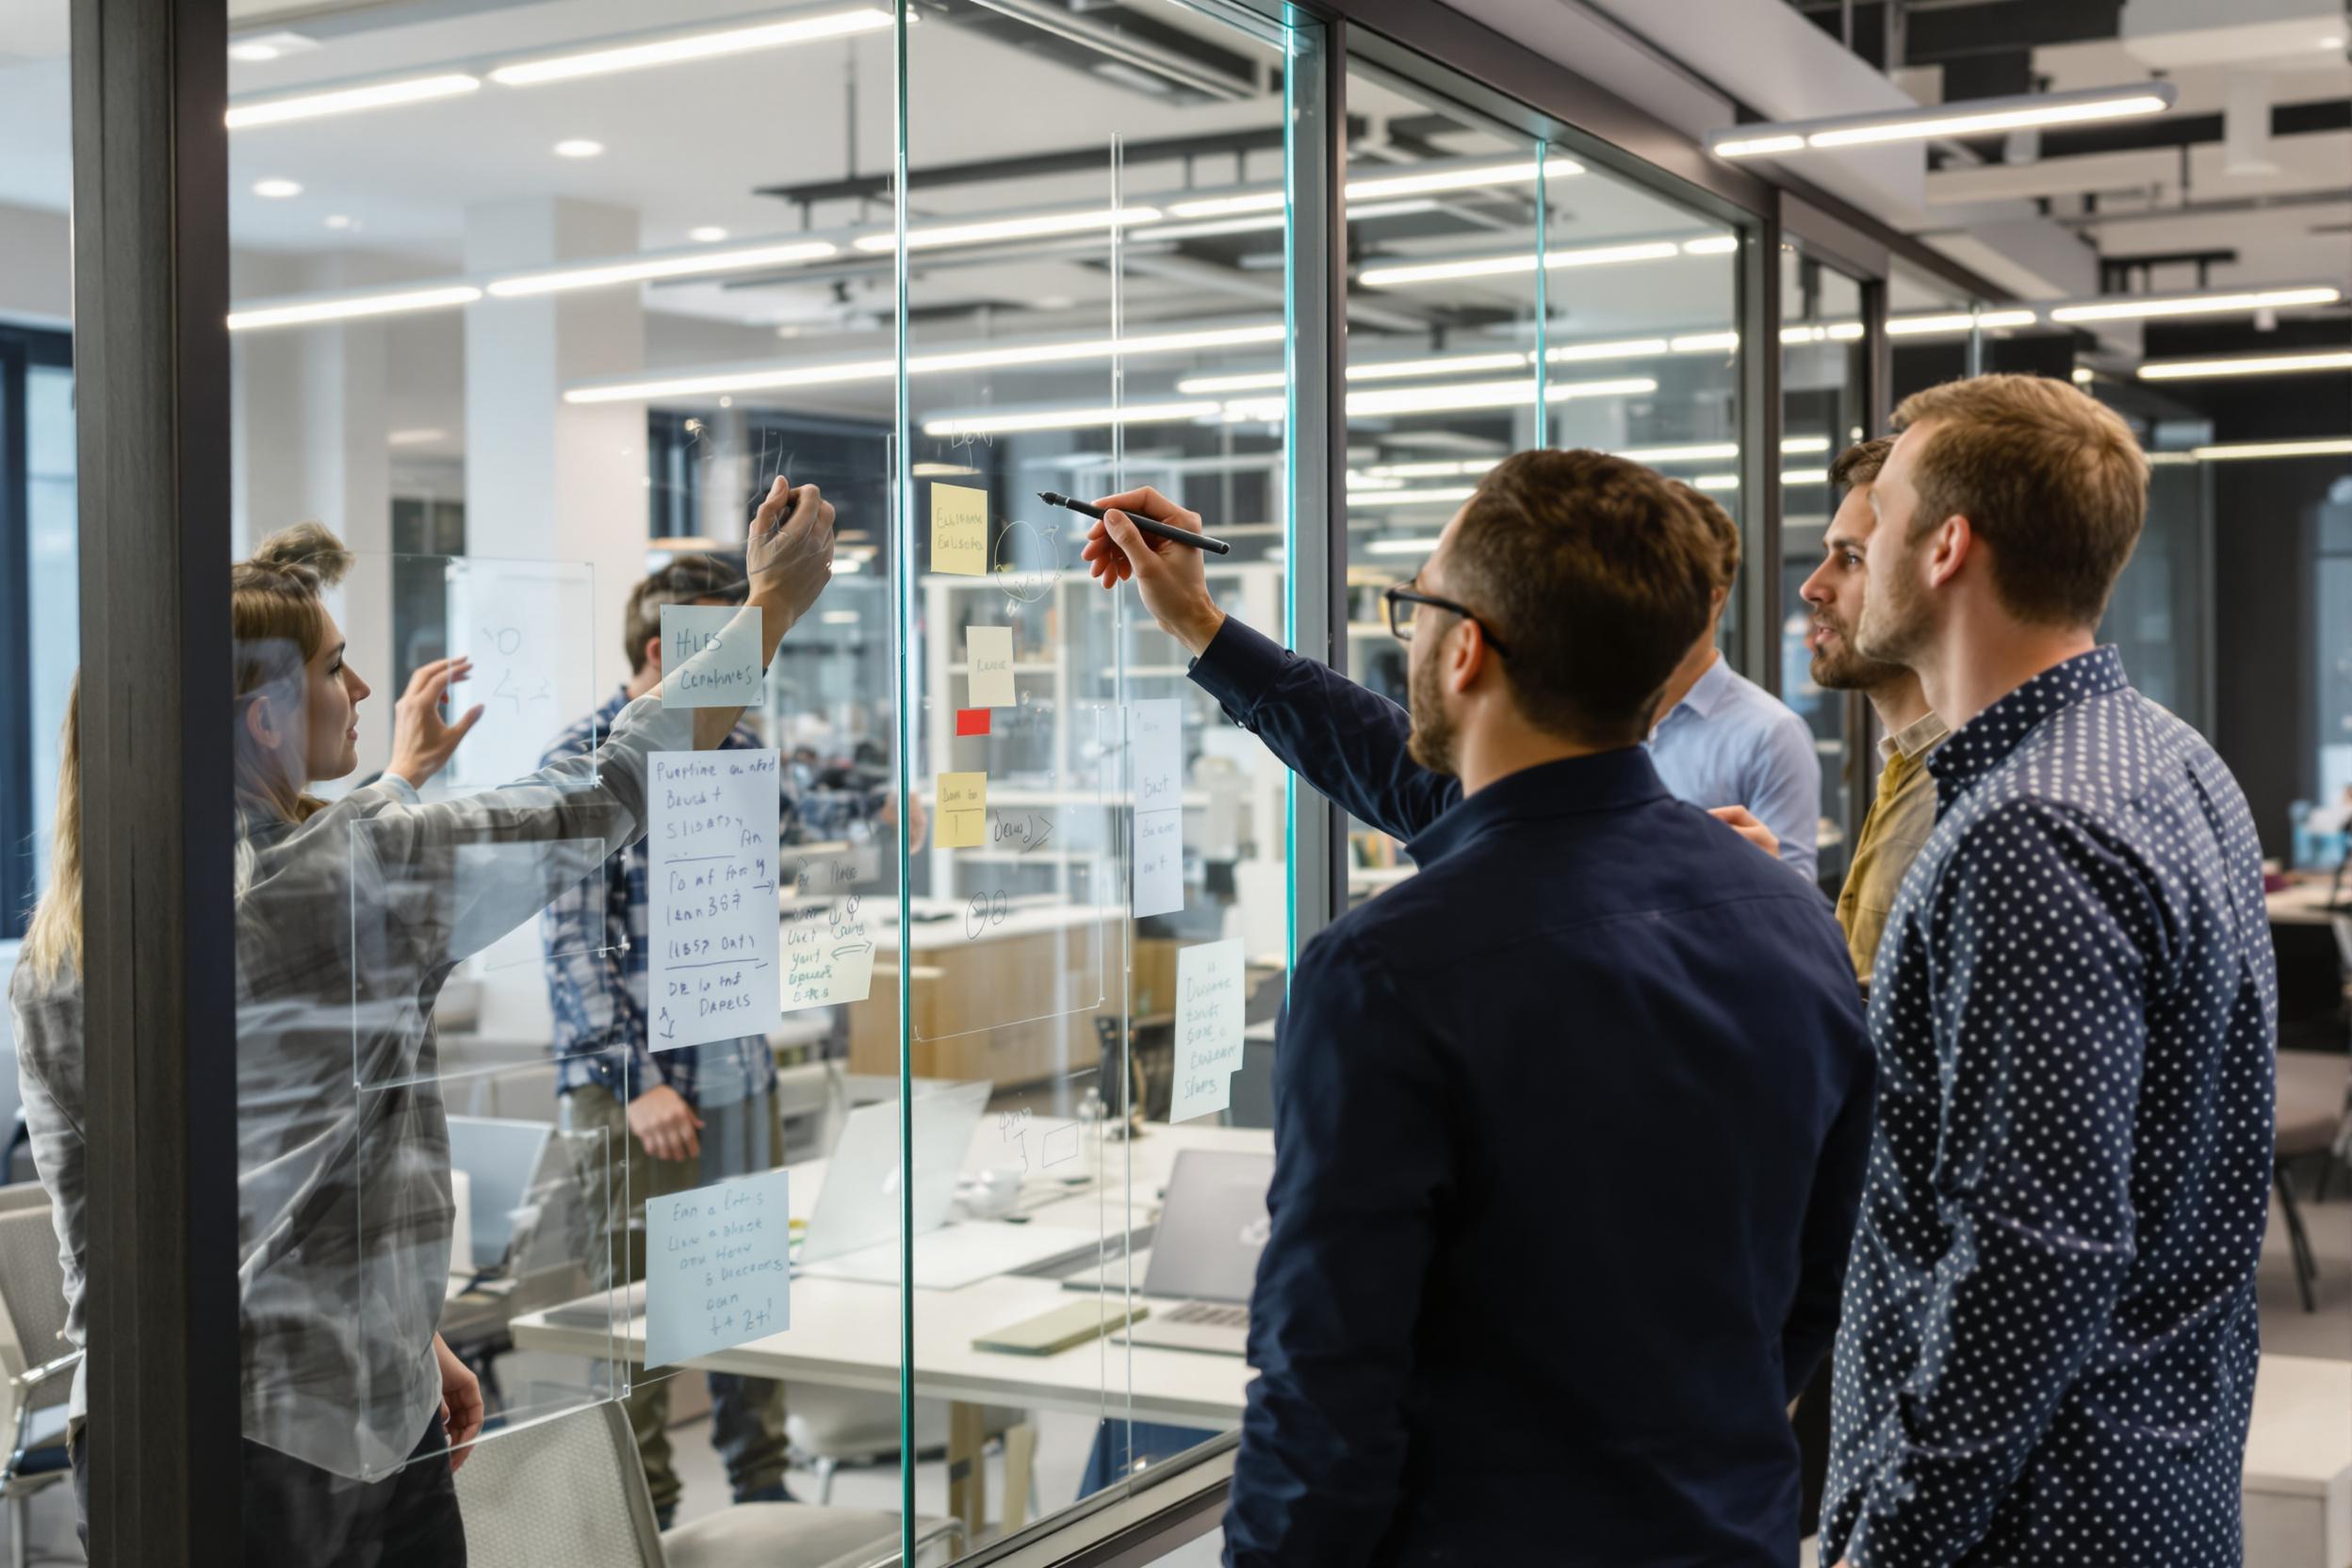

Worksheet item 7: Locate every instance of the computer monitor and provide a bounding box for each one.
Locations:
[448,1115,558,1273]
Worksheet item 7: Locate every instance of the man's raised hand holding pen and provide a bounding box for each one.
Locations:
[1078,486,1230,657]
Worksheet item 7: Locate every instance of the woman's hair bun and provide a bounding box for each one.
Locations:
[245,521,353,588]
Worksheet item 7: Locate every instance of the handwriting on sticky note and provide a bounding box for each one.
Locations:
[661,604,763,709]
[931,483,988,577]
[650,750,784,1051]
[1132,699,1184,918]
[645,1168,791,1370]
[781,858,875,1013]
[939,771,988,848]
[1169,938,1246,1122]
[968,626,1017,708]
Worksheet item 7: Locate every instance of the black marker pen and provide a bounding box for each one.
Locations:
[1037,492,1233,555]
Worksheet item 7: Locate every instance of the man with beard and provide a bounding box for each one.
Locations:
[1820,376,2276,1568]
[1799,438,1946,992]
[1084,452,1873,1566]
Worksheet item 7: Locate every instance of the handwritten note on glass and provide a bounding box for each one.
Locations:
[444,559,596,788]
[967,625,1017,709]
[660,604,763,709]
[939,771,988,849]
[645,1168,791,1370]
[931,483,988,577]
[1132,699,1184,918]
[650,750,784,1051]
[1170,937,1246,1122]
[782,857,876,1013]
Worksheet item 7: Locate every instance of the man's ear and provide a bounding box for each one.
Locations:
[642,634,664,678]
[1925,514,1972,591]
[1446,618,1490,695]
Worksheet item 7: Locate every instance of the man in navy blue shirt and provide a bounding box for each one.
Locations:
[1086,452,1875,1566]
[1821,375,2277,1566]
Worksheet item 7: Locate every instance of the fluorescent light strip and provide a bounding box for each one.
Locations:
[226,73,481,128]
[1341,376,1655,417]
[2189,438,2352,461]
[1692,474,1740,491]
[2139,351,2352,381]
[1366,536,1447,554]
[2050,286,2342,323]
[1682,236,1740,255]
[1359,238,1689,289]
[1353,485,1478,507]
[568,323,1283,404]
[489,9,894,85]
[1182,351,1528,394]
[1709,82,2177,158]
[1549,337,1673,362]
[487,240,841,297]
[229,285,484,331]
[1672,332,1739,353]
[1886,309,2037,335]
[1166,158,1582,221]
[854,206,1162,253]
[1366,460,1496,479]
[923,400,1217,437]
[1782,321,1867,344]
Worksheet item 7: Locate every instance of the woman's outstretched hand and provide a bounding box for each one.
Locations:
[385,658,482,789]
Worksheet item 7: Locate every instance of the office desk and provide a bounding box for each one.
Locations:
[2268,880,2346,929]
[2266,881,2348,1054]
[510,1119,1270,1534]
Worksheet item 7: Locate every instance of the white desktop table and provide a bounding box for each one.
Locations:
[509,1118,1270,1535]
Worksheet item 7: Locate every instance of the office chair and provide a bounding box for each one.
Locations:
[454,1400,961,1568]
[0,1209,79,1568]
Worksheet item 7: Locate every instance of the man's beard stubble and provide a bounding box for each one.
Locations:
[1406,641,1457,776]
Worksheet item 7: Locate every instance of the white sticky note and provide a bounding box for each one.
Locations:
[967,626,1017,709]
[1132,698,1184,918]
[781,904,877,1013]
[661,604,763,709]
[645,1168,791,1370]
[931,483,988,577]
[1170,938,1247,1123]
[444,560,597,788]
[649,750,784,1051]
[939,771,988,848]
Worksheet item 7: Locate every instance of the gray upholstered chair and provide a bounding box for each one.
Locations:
[455,1398,961,1568]
[2274,1047,2352,1314]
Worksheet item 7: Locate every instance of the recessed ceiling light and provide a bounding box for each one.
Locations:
[2320,34,2346,49]
[689,226,728,243]
[253,179,302,199]
[324,214,352,230]
[554,139,605,159]
[229,42,281,62]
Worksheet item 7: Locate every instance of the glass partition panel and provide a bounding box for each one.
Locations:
[899,0,1300,1554]
[1780,252,1869,893]
[222,1,907,1552]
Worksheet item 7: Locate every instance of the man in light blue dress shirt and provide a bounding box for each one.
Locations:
[1647,485,1821,882]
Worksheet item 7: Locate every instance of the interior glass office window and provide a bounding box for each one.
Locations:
[1331,62,1546,893]
[219,3,909,1556]
[1779,251,1868,891]
[899,0,1307,1550]
[0,9,81,1563]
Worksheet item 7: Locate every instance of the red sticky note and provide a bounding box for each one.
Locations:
[955,708,991,736]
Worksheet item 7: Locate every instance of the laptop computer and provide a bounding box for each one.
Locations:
[447,1115,560,1274]
[797,1082,1098,1290]
[1118,1149,1273,1357]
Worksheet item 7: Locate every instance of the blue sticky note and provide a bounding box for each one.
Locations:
[644,1168,792,1369]
[661,603,764,709]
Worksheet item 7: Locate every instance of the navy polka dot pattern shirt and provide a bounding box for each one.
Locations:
[1822,646,2278,1567]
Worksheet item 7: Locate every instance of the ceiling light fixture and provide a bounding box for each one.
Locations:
[1548,337,1674,362]
[1165,157,1581,221]
[688,226,729,243]
[923,400,1218,437]
[324,214,353,231]
[1682,235,1740,255]
[2138,351,2352,380]
[855,205,1162,253]
[2189,437,2352,461]
[1707,81,2177,159]
[1359,238,1688,288]
[490,10,895,86]
[1781,321,1867,343]
[1671,331,1740,353]
[1341,376,1657,418]
[2050,285,2342,323]
[229,41,282,62]
[487,239,841,297]
[1364,535,1449,553]
[1885,309,2037,335]
[253,178,302,199]
[554,139,605,158]
[226,73,482,128]
[229,285,484,332]
[386,428,449,447]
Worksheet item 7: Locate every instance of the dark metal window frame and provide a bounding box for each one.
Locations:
[0,323,72,939]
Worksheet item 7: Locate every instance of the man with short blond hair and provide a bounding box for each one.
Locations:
[1822,375,2277,1568]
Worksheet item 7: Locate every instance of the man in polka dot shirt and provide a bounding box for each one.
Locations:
[1821,374,2278,1567]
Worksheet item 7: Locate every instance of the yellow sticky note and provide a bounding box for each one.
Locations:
[930,483,988,577]
[938,771,988,848]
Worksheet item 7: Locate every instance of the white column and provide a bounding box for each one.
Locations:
[463,197,648,672]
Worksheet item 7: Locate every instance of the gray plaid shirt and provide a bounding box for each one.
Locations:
[9,689,694,1480]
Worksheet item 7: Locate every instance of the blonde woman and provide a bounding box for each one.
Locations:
[10,477,831,1563]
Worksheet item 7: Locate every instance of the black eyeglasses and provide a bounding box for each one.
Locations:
[1383,580,1511,658]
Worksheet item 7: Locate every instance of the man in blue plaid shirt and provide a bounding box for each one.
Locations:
[540,554,879,1526]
